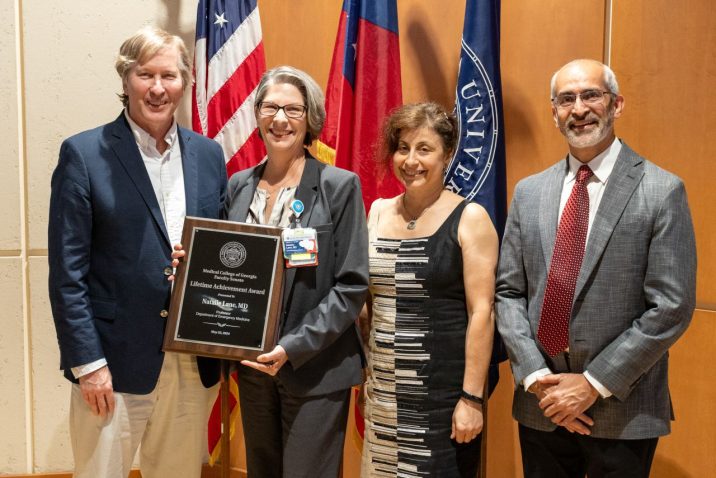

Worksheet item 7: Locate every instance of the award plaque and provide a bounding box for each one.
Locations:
[163,217,284,360]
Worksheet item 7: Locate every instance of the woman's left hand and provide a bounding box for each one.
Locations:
[241,345,288,376]
[451,398,483,443]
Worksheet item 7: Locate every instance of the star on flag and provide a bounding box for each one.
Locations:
[214,12,228,27]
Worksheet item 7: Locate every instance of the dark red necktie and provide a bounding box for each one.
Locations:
[537,165,593,357]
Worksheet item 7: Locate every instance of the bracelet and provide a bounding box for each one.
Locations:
[460,390,484,406]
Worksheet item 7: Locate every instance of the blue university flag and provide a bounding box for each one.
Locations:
[446,0,507,393]
[445,0,507,238]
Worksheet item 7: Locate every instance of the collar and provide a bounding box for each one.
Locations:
[123,109,178,153]
[567,137,622,184]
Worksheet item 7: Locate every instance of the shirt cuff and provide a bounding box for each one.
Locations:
[584,371,612,398]
[71,358,107,379]
[523,368,552,392]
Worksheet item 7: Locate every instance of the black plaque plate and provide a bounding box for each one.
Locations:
[163,217,284,360]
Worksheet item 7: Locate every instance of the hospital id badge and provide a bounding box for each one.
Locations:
[282,227,318,268]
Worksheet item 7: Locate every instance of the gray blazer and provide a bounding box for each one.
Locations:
[495,141,696,439]
[225,153,369,396]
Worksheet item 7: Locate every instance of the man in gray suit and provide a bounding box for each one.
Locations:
[495,59,696,477]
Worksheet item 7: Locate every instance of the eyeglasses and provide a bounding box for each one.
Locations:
[257,102,307,119]
[552,89,614,108]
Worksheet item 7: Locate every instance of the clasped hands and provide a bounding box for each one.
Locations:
[529,373,599,435]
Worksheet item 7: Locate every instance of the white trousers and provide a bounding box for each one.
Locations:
[70,352,216,478]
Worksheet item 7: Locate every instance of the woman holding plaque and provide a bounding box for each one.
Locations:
[222,66,368,478]
[359,103,498,477]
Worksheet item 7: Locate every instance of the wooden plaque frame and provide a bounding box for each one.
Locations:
[163,217,284,361]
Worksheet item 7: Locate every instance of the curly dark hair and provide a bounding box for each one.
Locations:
[377,102,458,178]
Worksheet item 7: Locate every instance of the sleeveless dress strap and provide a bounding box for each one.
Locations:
[367,198,384,243]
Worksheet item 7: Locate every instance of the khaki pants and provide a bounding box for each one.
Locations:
[70,352,215,478]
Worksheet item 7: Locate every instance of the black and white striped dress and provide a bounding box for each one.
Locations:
[361,200,480,478]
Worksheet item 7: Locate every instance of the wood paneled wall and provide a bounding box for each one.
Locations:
[229,1,716,477]
[611,0,716,307]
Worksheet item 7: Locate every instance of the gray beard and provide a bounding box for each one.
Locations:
[562,112,614,149]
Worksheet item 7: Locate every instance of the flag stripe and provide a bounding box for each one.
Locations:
[357,1,399,33]
[193,37,208,135]
[207,42,265,137]
[206,371,240,467]
[319,0,402,214]
[321,11,349,145]
[212,86,260,161]
[226,131,265,178]
[207,8,262,100]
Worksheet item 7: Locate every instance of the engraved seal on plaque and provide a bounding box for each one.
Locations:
[219,241,247,268]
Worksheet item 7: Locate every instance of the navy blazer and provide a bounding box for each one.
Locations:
[48,113,227,394]
[225,153,369,396]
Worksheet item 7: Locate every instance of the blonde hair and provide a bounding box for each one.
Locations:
[115,26,191,107]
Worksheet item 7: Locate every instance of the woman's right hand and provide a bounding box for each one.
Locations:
[168,243,185,282]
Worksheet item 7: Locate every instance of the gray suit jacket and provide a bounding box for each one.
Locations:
[495,141,696,439]
[225,152,369,396]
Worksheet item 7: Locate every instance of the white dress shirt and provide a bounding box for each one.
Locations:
[523,138,623,398]
[71,111,186,379]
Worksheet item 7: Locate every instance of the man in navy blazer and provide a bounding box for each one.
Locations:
[48,27,226,478]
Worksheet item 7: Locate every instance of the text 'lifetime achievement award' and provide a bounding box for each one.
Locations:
[163,217,284,360]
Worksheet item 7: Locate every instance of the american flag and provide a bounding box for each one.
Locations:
[192,0,266,464]
[192,0,267,177]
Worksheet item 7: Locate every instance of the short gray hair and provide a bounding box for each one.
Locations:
[550,59,620,98]
[115,26,191,107]
[254,66,326,146]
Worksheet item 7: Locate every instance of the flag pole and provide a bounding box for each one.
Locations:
[220,360,231,478]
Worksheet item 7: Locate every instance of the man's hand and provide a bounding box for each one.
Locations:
[537,373,599,431]
[241,345,288,376]
[79,365,115,417]
[527,380,553,400]
[168,243,185,281]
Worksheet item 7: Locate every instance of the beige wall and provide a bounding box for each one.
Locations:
[1,0,200,473]
[1,0,28,474]
[2,0,714,475]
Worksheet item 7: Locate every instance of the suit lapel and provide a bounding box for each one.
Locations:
[179,128,199,217]
[575,142,644,298]
[282,154,321,306]
[108,114,170,247]
[539,159,569,268]
[235,162,264,222]
[293,155,321,227]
